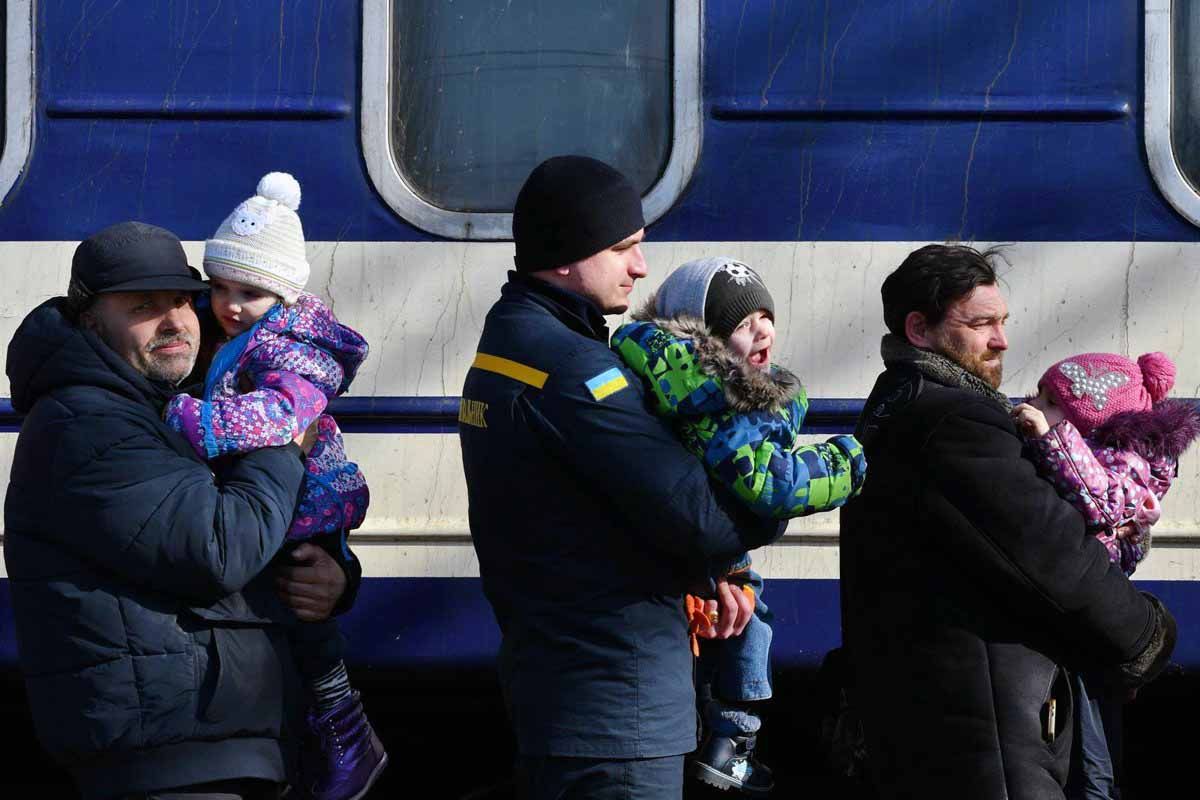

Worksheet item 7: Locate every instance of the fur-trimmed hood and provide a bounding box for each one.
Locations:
[616,291,801,414]
[1090,398,1200,462]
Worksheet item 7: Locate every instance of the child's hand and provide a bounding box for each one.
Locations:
[293,420,319,454]
[1114,523,1138,541]
[1012,403,1050,438]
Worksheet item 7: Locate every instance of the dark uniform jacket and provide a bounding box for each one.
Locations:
[3,299,339,800]
[840,361,1171,799]
[460,274,782,759]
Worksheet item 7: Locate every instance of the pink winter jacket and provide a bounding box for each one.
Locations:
[1026,399,1200,575]
[165,293,370,540]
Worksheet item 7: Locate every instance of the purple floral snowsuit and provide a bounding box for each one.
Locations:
[165,292,369,540]
[1027,420,1171,576]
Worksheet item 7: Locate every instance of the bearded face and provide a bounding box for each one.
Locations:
[922,284,1009,390]
[85,291,200,386]
[927,325,1004,388]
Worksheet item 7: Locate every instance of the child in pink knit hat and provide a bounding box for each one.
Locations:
[1013,351,1197,573]
[1012,350,1200,800]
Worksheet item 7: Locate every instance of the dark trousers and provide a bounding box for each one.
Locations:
[289,616,345,682]
[121,778,284,800]
[281,536,347,682]
[516,754,685,800]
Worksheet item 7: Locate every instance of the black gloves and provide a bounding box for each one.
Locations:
[1117,592,1177,689]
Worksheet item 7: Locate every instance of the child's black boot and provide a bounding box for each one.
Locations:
[689,730,774,795]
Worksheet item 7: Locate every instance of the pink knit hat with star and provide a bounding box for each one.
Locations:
[1040,352,1176,435]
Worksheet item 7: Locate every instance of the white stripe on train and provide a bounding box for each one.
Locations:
[2,240,1199,580]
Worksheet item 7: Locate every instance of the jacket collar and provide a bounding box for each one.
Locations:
[880,333,1011,411]
[503,271,610,342]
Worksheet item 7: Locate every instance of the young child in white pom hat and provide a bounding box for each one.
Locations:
[165,172,387,800]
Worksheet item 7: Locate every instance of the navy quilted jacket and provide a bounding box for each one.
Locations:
[4,298,310,800]
[460,273,784,760]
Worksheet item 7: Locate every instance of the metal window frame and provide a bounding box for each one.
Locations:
[1145,0,1200,227]
[0,0,34,205]
[361,0,702,240]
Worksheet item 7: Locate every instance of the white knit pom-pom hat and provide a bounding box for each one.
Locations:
[203,172,309,304]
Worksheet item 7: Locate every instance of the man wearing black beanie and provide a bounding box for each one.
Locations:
[460,156,784,798]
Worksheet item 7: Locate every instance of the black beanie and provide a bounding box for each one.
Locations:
[512,155,645,273]
[704,262,775,339]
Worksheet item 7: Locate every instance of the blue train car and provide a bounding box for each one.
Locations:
[1,0,1198,795]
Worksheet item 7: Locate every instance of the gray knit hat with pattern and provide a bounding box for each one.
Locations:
[655,257,775,338]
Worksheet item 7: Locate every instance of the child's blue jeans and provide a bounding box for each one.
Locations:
[1065,671,1122,800]
[697,568,773,735]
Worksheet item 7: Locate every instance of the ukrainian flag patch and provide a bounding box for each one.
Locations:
[585,367,629,401]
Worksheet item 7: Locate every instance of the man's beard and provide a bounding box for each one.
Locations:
[143,333,198,386]
[91,316,199,387]
[930,333,1004,389]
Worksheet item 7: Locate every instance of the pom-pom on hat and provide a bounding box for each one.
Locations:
[655,256,775,339]
[1040,351,1176,435]
[204,172,309,304]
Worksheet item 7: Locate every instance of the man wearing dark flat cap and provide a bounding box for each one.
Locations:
[4,221,352,800]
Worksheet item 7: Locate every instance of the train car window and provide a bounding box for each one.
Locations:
[1174,8,1200,184]
[0,1,33,206]
[1,3,6,157]
[1147,0,1200,226]
[362,0,701,240]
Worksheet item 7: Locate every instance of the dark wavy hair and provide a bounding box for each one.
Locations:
[881,244,1001,338]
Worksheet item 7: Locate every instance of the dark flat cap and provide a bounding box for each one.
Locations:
[71,221,209,295]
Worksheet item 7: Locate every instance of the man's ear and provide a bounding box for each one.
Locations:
[904,310,933,348]
[552,264,571,277]
[78,309,97,333]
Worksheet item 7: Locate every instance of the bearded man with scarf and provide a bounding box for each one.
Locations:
[838,244,1176,799]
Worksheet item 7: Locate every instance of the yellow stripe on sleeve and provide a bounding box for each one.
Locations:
[471,352,549,389]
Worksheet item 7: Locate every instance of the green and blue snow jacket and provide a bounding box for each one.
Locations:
[612,300,866,521]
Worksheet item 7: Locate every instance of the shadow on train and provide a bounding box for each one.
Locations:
[1,664,1193,798]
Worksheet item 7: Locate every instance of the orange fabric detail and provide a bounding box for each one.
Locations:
[685,594,711,657]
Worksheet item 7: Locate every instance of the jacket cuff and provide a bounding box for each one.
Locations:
[1118,593,1177,688]
[710,552,753,578]
[831,434,868,496]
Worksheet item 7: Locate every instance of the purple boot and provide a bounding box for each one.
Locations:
[300,691,388,800]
